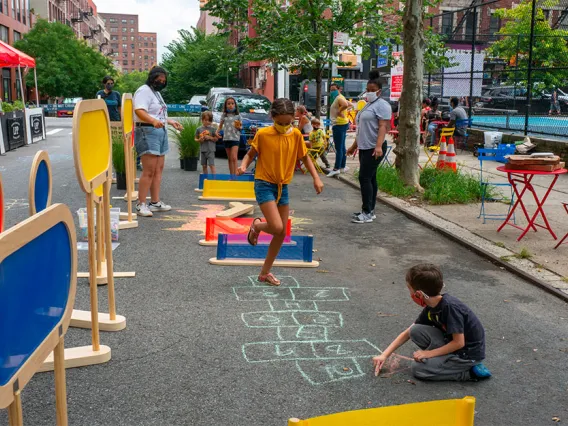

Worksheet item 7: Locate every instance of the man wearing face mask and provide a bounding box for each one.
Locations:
[97,76,121,122]
[347,79,391,224]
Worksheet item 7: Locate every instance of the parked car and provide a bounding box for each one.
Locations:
[208,92,272,155]
[476,86,568,115]
[188,95,208,112]
[206,87,251,103]
[299,80,328,115]
[57,97,82,117]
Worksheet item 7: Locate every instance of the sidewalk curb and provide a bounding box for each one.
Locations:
[337,174,568,304]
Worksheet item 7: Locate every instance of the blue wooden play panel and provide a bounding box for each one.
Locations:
[214,235,316,264]
[198,173,255,190]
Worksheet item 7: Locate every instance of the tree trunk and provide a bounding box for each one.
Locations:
[394,0,425,190]
[315,64,322,118]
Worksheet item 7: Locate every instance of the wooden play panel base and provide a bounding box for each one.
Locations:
[39,344,111,372]
[112,193,147,201]
[199,196,256,202]
[78,262,136,285]
[194,188,203,193]
[119,219,138,230]
[71,309,126,331]
[209,258,319,268]
[217,202,254,218]
[199,239,218,246]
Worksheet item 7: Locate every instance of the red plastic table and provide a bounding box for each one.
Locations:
[496,166,567,241]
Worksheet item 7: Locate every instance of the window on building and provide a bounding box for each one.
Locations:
[122,27,127,32]
[144,42,148,47]
[145,63,148,68]
[111,27,117,33]
[144,55,148,60]
[121,36,126,41]
[131,44,135,49]
[3,69,10,102]
[543,9,550,20]
[13,30,21,42]
[122,60,128,66]
[123,52,128,58]
[465,11,477,40]
[489,14,501,35]
[121,19,127,24]
[130,28,134,33]
[16,0,20,21]
[111,35,117,40]
[131,36,135,41]
[110,18,117,23]
[122,44,127,49]
[138,55,142,59]
[441,11,453,36]
[130,19,135,24]
[0,25,8,43]
[144,36,148,40]
[0,0,3,13]
[150,37,154,41]
[111,43,118,48]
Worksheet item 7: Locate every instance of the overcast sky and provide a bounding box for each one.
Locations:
[94,0,201,61]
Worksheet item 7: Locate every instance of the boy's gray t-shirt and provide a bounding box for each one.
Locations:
[450,106,468,136]
[221,113,243,142]
[195,125,218,153]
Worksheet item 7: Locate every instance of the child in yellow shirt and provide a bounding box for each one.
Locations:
[307,118,331,170]
[237,98,324,286]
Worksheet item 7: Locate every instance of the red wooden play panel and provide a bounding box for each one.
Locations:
[204,217,292,243]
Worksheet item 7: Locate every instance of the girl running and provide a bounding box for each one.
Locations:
[216,97,242,175]
[237,98,324,286]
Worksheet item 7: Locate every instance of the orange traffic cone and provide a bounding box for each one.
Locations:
[436,136,447,169]
[445,136,457,172]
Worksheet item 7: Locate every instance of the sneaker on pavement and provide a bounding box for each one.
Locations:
[470,363,492,381]
[351,213,373,224]
[136,203,153,217]
[327,169,340,177]
[352,211,376,220]
[149,201,172,212]
[341,166,350,172]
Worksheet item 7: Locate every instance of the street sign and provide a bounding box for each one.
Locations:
[378,45,388,56]
[331,76,344,88]
[390,51,404,101]
[378,58,388,68]
[377,45,388,68]
[333,32,349,46]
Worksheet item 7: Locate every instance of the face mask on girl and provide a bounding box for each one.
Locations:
[105,83,114,91]
[226,108,236,113]
[273,123,291,134]
[152,81,166,92]
[366,91,378,103]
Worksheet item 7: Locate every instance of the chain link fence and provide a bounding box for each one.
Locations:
[424,0,568,139]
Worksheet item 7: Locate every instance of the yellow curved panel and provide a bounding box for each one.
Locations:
[356,100,367,111]
[78,109,110,184]
[122,95,134,135]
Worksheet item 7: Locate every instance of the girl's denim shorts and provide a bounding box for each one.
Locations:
[254,179,289,206]
[135,126,169,156]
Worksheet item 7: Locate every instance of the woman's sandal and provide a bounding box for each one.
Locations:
[247,218,262,246]
[258,273,281,286]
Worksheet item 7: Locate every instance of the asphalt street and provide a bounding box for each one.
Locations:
[1,118,567,426]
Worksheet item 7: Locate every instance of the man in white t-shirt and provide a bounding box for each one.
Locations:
[133,66,183,217]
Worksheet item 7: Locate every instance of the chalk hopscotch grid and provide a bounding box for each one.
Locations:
[235,275,382,385]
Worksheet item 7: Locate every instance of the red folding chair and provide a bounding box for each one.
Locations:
[554,202,568,249]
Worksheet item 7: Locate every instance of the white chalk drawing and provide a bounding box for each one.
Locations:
[234,275,381,385]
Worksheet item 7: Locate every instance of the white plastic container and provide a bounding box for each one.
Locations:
[484,131,503,148]
[77,208,120,242]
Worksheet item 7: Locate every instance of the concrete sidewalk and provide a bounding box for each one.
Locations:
[325,134,568,294]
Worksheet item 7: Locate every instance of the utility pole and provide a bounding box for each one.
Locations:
[327,29,334,120]
[524,0,537,135]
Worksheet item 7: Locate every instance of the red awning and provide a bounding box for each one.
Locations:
[0,39,36,68]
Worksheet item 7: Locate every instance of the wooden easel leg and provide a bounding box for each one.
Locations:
[54,337,68,426]
[8,391,23,426]
[103,179,117,321]
[95,201,103,276]
[86,192,101,351]
[125,134,134,222]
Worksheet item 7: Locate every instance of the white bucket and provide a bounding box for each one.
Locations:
[77,208,120,242]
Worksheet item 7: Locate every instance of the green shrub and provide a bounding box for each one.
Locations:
[420,167,486,205]
[12,100,25,111]
[112,141,126,174]
[2,102,14,113]
[169,117,201,158]
[376,167,416,198]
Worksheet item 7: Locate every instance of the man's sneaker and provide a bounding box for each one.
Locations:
[470,363,492,381]
[327,169,340,177]
[136,203,153,217]
[351,212,373,224]
[149,201,172,212]
[341,166,350,172]
[352,211,376,220]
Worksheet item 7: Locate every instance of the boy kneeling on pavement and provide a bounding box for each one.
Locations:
[374,263,491,381]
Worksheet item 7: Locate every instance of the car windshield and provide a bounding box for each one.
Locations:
[190,95,206,104]
[215,95,271,113]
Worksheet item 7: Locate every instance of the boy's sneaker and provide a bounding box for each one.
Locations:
[327,169,340,177]
[136,203,153,217]
[470,363,492,381]
[351,212,373,224]
[341,166,350,172]
[352,211,376,220]
[149,201,172,212]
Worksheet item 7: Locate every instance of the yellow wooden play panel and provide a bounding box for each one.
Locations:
[199,180,256,202]
[288,396,475,426]
[122,97,134,135]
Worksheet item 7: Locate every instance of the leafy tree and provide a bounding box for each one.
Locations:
[15,19,115,100]
[115,71,148,95]
[487,0,568,91]
[160,29,242,103]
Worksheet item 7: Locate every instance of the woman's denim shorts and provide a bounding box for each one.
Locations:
[135,126,169,156]
[254,179,289,206]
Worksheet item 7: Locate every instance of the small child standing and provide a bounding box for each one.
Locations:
[216,97,242,176]
[308,118,331,171]
[237,98,324,286]
[195,111,218,174]
[373,264,491,382]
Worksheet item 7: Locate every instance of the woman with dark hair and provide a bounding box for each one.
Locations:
[96,76,121,122]
[346,79,391,224]
[236,98,324,286]
[426,97,442,147]
[133,66,183,218]
[295,105,312,141]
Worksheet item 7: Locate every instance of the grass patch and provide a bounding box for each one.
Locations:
[494,242,506,248]
[376,167,416,198]
[515,248,532,259]
[500,256,512,262]
[562,277,568,283]
[420,167,487,205]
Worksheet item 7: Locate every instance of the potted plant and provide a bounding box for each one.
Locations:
[170,117,201,171]
[112,134,127,190]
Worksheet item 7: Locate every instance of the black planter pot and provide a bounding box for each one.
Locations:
[184,157,199,171]
[179,158,185,169]
[116,172,127,190]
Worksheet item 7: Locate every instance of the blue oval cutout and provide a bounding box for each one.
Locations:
[34,159,50,213]
[0,222,71,386]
